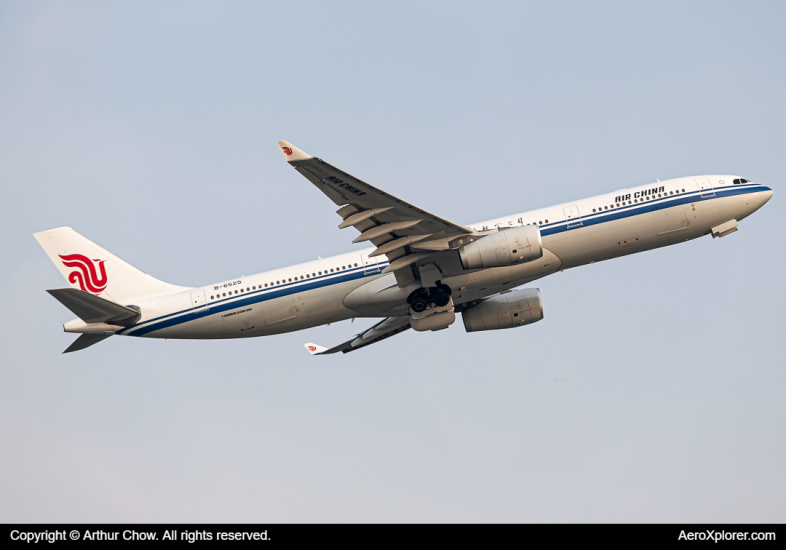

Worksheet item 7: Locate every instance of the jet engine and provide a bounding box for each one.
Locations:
[462,288,543,332]
[459,226,543,270]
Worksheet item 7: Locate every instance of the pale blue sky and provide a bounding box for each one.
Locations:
[1,1,784,521]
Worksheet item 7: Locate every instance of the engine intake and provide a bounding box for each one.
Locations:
[459,226,543,270]
[462,288,543,332]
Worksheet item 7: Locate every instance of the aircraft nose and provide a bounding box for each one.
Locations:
[752,186,773,212]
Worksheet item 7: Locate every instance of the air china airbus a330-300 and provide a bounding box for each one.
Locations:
[35,141,773,354]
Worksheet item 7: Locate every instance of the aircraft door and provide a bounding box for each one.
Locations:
[361,252,381,274]
[695,177,715,198]
[563,205,583,228]
[190,289,207,312]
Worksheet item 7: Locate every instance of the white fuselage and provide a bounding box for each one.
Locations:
[88,176,771,340]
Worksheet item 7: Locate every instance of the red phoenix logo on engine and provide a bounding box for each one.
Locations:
[282,147,293,156]
[59,254,108,294]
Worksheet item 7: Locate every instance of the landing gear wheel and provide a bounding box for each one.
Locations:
[432,291,450,308]
[410,297,429,313]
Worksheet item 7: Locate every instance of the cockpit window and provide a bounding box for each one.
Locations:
[733,178,750,184]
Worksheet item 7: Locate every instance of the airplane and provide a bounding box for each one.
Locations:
[34,141,773,354]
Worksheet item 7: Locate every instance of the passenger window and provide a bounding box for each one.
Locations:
[354,263,358,267]
[223,293,226,297]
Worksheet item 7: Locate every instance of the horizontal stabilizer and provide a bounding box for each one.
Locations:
[64,333,111,354]
[47,288,140,326]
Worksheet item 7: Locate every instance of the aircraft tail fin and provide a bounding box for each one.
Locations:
[34,227,187,303]
[64,333,111,354]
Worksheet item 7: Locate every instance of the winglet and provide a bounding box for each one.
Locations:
[277,141,313,162]
[304,342,328,355]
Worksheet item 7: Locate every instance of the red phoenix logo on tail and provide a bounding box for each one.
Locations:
[59,254,108,294]
[307,345,317,352]
[282,147,293,156]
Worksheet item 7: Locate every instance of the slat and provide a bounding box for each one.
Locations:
[338,207,393,229]
[352,220,422,243]
[368,234,432,257]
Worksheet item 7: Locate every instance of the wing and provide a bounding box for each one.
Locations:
[303,316,411,355]
[278,141,474,287]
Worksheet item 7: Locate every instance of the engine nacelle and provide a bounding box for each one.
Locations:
[459,226,543,270]
[462,288,543,332]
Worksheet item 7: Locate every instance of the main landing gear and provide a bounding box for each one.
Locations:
[409,284,452,313]
[407,284,456,332]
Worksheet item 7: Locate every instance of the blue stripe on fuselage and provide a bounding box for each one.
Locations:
[124,183,769,337]
[120,264,387,337]
[536,183,768,237]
